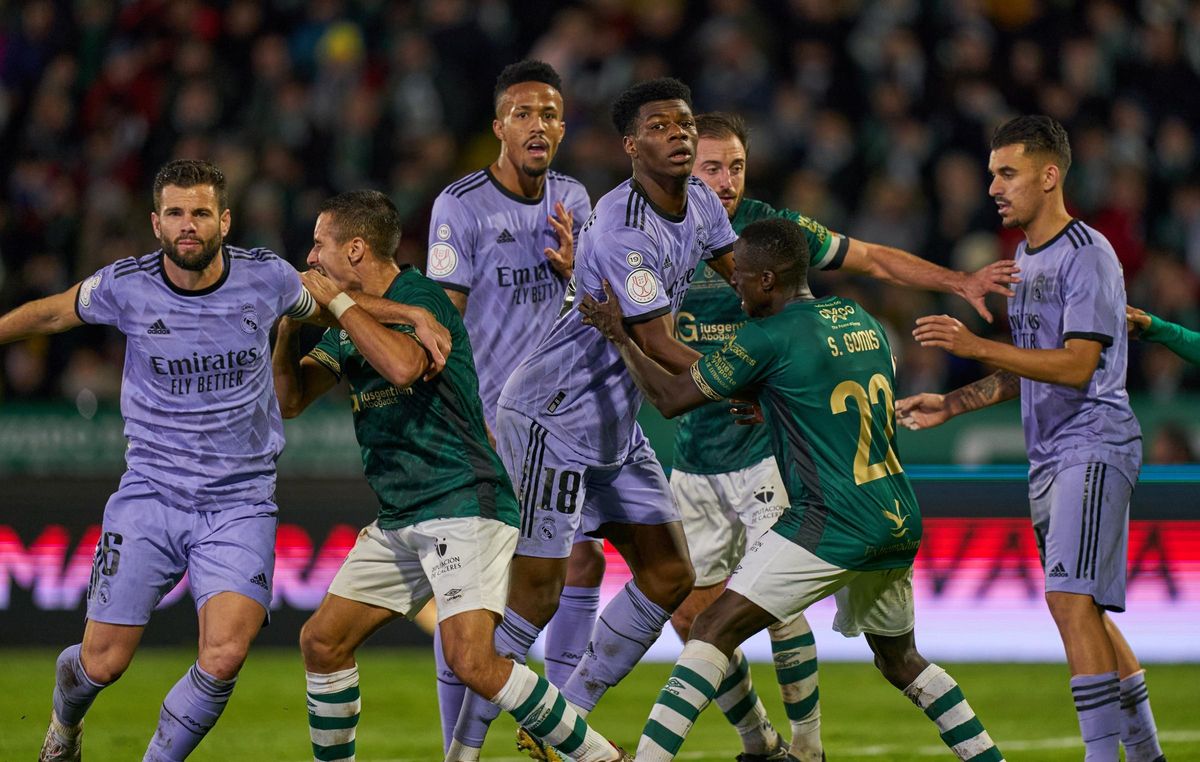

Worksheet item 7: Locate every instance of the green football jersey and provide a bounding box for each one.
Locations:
[672,198,849,475]
[691,295,920,570]
[308,266,520,531]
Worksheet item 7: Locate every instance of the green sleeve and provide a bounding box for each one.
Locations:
[774,207,846,271]
[691,321,777,400]
[307,327,345,380]
[1144,313,1200,365]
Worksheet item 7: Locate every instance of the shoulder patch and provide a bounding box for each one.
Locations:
[436,223,451,241]
[626,251,644,267]
[78,273,102,309]
[427,242,458,277]
[625,268,659,304]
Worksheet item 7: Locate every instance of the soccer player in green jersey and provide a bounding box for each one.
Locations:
[1127,305,1200,365]
[669,112,1021,761]
[272,190,631,762]
[580,217,1004,762]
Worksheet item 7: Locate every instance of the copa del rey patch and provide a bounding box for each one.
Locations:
[625,268,658,304]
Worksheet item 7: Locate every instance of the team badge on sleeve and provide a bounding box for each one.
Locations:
[625,268,659,304]
[626,251,644,267]
[427,243,458,277]
[78,273,102,309]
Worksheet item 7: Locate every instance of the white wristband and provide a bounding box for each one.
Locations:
[328,292,356,320]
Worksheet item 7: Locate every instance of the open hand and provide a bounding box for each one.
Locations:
[957,259,1020,323]
[405,307,452,380]
[913,314,983,358]
[579,279,629,344]
[544,201,575,280]
[895,392,950,430]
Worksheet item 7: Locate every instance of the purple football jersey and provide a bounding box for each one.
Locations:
[75,247,312,509]
[499,177,737,464]
[427,168,591,428]
[1007,219,1142,493]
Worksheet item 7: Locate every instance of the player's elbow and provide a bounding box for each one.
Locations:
[277,395,305,419]
[381,362,422,390]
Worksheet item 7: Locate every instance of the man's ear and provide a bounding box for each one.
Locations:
[347,237,367,265]
[761,269,777,292]
[623,134,637,160]
[1043,163,1061,193]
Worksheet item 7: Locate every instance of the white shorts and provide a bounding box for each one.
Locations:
[727,529,914,638]
[327,516,518,623]
[671,457,788,586]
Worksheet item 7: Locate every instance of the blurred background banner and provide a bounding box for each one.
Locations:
[4,466,1198,661]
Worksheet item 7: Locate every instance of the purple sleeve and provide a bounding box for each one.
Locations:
[426,193,478,293]
[1061,247,1123,347]
[591,228,671,323]
[700,182,738,259]
[74,263,123,328]
[266,252,307,318]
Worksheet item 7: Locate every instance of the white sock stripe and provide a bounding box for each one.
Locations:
[932,699,975,732]
[310,727,356,748]
[904,664,951,707]
[308,698,362,718]
[951,729,998,760]
[680,640,730,679]
[306,667,359,694]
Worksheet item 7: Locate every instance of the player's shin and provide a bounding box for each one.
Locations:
[713,647,782,755]
[493,660,621,762]
[1119,670,1165,762]
[769,615,823,760]
[1070,672,1121,762]
[144,662,236,761]
[544,585,601,687]
[449,607,544,756]
[904,664,1005,761]
[636,640,729,762]
[305,666,360,762]
[563,580,671,713]
[53,643,105,726]
[434,629,467,753]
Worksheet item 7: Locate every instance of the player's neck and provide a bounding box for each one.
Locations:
[1022,200,1072,250]
[632,171,688,217]
[359,260,402,297]
[163,248,225,292]
[490,157,546,200]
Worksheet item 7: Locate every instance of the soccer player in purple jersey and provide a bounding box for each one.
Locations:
[447,77,738,762]
[897,116,1167,762]
[0,160,448,762]
[425,60,603,756]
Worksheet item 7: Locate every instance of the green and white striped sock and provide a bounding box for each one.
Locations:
[904,664,1004,761]
[714,648,780,754]
[770,615,822,761]
[637,640,729,761]
[493,661,615,762]
[306,666,360,762]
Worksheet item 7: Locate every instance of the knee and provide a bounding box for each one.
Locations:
[300,620,351,673]
[199,639,250,681]
[442,639,496,688]
[872,645,924,688]
[79,646,132,685]
[1044,591,1101,628]
[640,563,695,611]
[670,609,695,642]
[566,543,607,586]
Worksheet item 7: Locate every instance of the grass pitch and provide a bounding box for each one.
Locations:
[2,648,1198,760]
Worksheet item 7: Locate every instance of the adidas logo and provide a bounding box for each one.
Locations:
[496,228,516,244]
[249,572,269,590]
[147,319,171,335]
[1048,562,1069,579]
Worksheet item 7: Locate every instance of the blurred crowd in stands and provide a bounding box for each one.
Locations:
[1,0,1198,441]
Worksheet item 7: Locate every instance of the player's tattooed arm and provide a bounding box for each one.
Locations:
[897,370,1019,431]
[842,238,1020,323]
[0,285,84,344]
[579,280,709,418]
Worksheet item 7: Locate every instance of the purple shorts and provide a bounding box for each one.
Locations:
[496,406,679,559]
[86,474,278,625]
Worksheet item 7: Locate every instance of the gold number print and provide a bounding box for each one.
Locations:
[830,373,904,485]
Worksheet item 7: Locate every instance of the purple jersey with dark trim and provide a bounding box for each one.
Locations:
[75,247,309,509]
[427,168,590,429]
[1008,219,1142,493]
[499,177,737,464]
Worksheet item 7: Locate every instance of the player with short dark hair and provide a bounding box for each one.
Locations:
[426,60,601,758]
[898,115,1166,762]
[451,77,742,759]
[673,112,1023,761]
[273,190,630,762]
[15,158,318,762]
[579,216,1004,762]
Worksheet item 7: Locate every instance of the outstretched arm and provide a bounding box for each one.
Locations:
[579,281,709,418]
[0,286,84,343]
[841,238,1019,323]
[896,370,1020,431]
[1128,305,1200,366]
